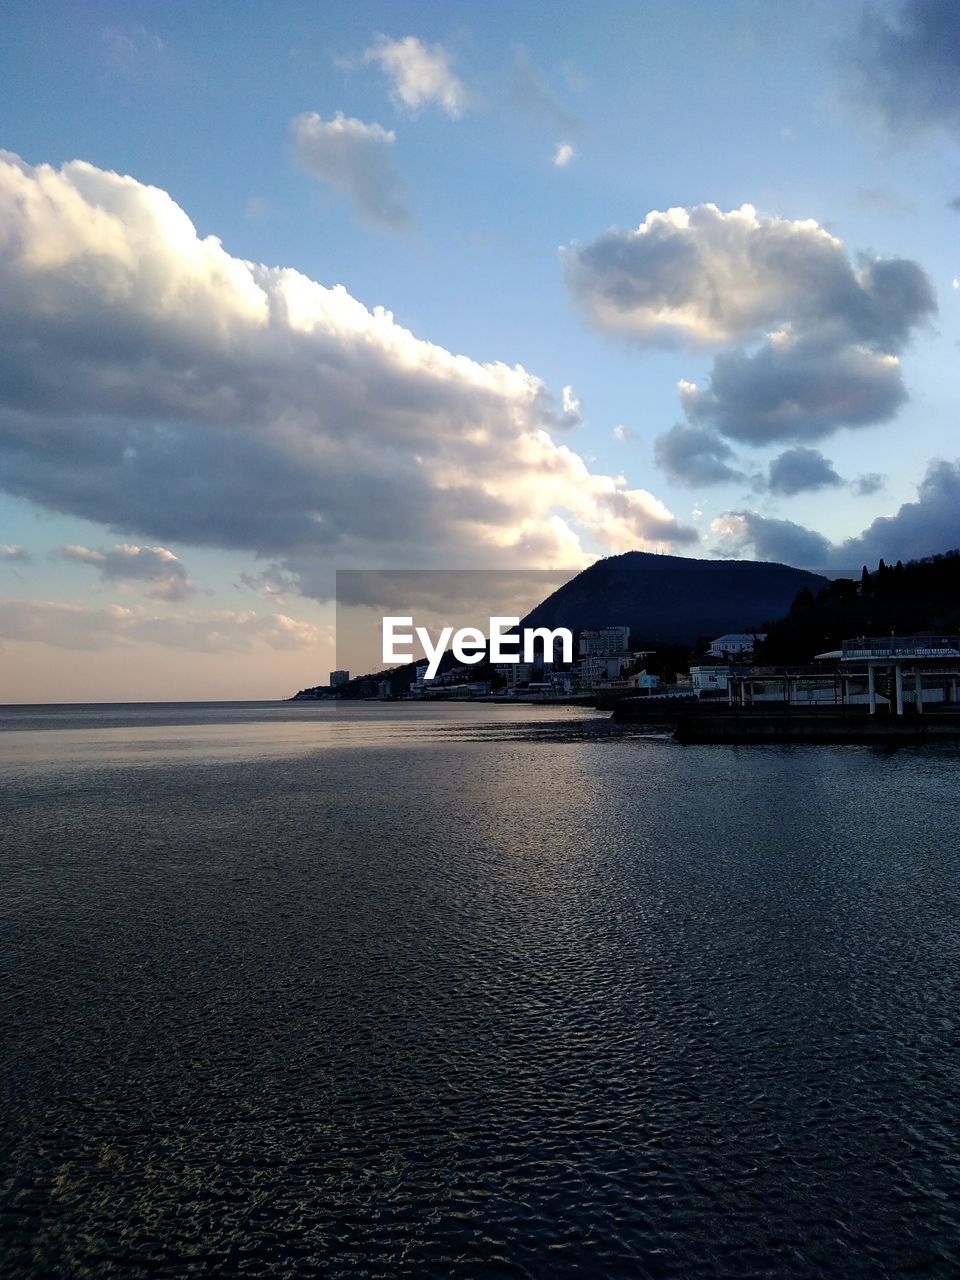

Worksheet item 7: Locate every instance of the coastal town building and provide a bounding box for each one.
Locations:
[690,665,730,694]
[599,670,661,696]
[726,637,960,713]
[708,633,764,659]
[409,661,430,695]
[548,670,576,695]
[580,626,630,656]
[330,670,350,687]
[435,665,475,686]
[494,661,540,690]
[444,681,492,698]
[836,636,960,715]
[580,653,633,688]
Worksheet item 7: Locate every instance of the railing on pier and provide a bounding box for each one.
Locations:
[841,636,960,660]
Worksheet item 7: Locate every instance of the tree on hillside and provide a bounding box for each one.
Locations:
[759,551,960,663]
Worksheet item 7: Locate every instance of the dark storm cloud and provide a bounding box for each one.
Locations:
[712,511,833,567]
[679,256,934,445]
[653,423,744,487]
[838,458,960,562]
[681,332,909,443]
[845,256,939,351]
[767,448,843,496]
[714,460,960,567]
[564,202,935,449]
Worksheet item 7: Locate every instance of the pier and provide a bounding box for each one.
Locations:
[612,635,960,744]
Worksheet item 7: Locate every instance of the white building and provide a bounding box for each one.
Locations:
[631,672,660,691]
[837,635,960,716]
[580,626,631,656]
[708,634,763,659]
[726,637,960,712]
[409,661,430,695]
[690,665,730,694]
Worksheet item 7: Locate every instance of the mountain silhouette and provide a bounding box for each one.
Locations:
[520,551,829,644]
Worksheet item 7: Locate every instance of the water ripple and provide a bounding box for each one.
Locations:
[2,706,959,1276]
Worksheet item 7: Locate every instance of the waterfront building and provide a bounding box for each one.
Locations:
[600,670,661,696]
[330,670,350,687]
[727,636,960,714]
[727,671,855,707]
[835,635,960,715]
[445,681,492,698]
[690,665,731,694]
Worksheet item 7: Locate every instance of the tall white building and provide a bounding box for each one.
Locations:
[409,661,430,695]
[580,626,630,656]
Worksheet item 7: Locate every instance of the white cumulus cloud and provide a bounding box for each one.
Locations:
[0,152,697,601]
[553,143,576,167]
[364,35,466,118]
[561,385,581,418]
[563,202,933,350]
[59,543,198,601]
[565,202,935,461]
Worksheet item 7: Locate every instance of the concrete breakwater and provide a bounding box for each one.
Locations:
[612,698,960,744]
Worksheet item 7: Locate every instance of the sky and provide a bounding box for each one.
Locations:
[0,0,958,701]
